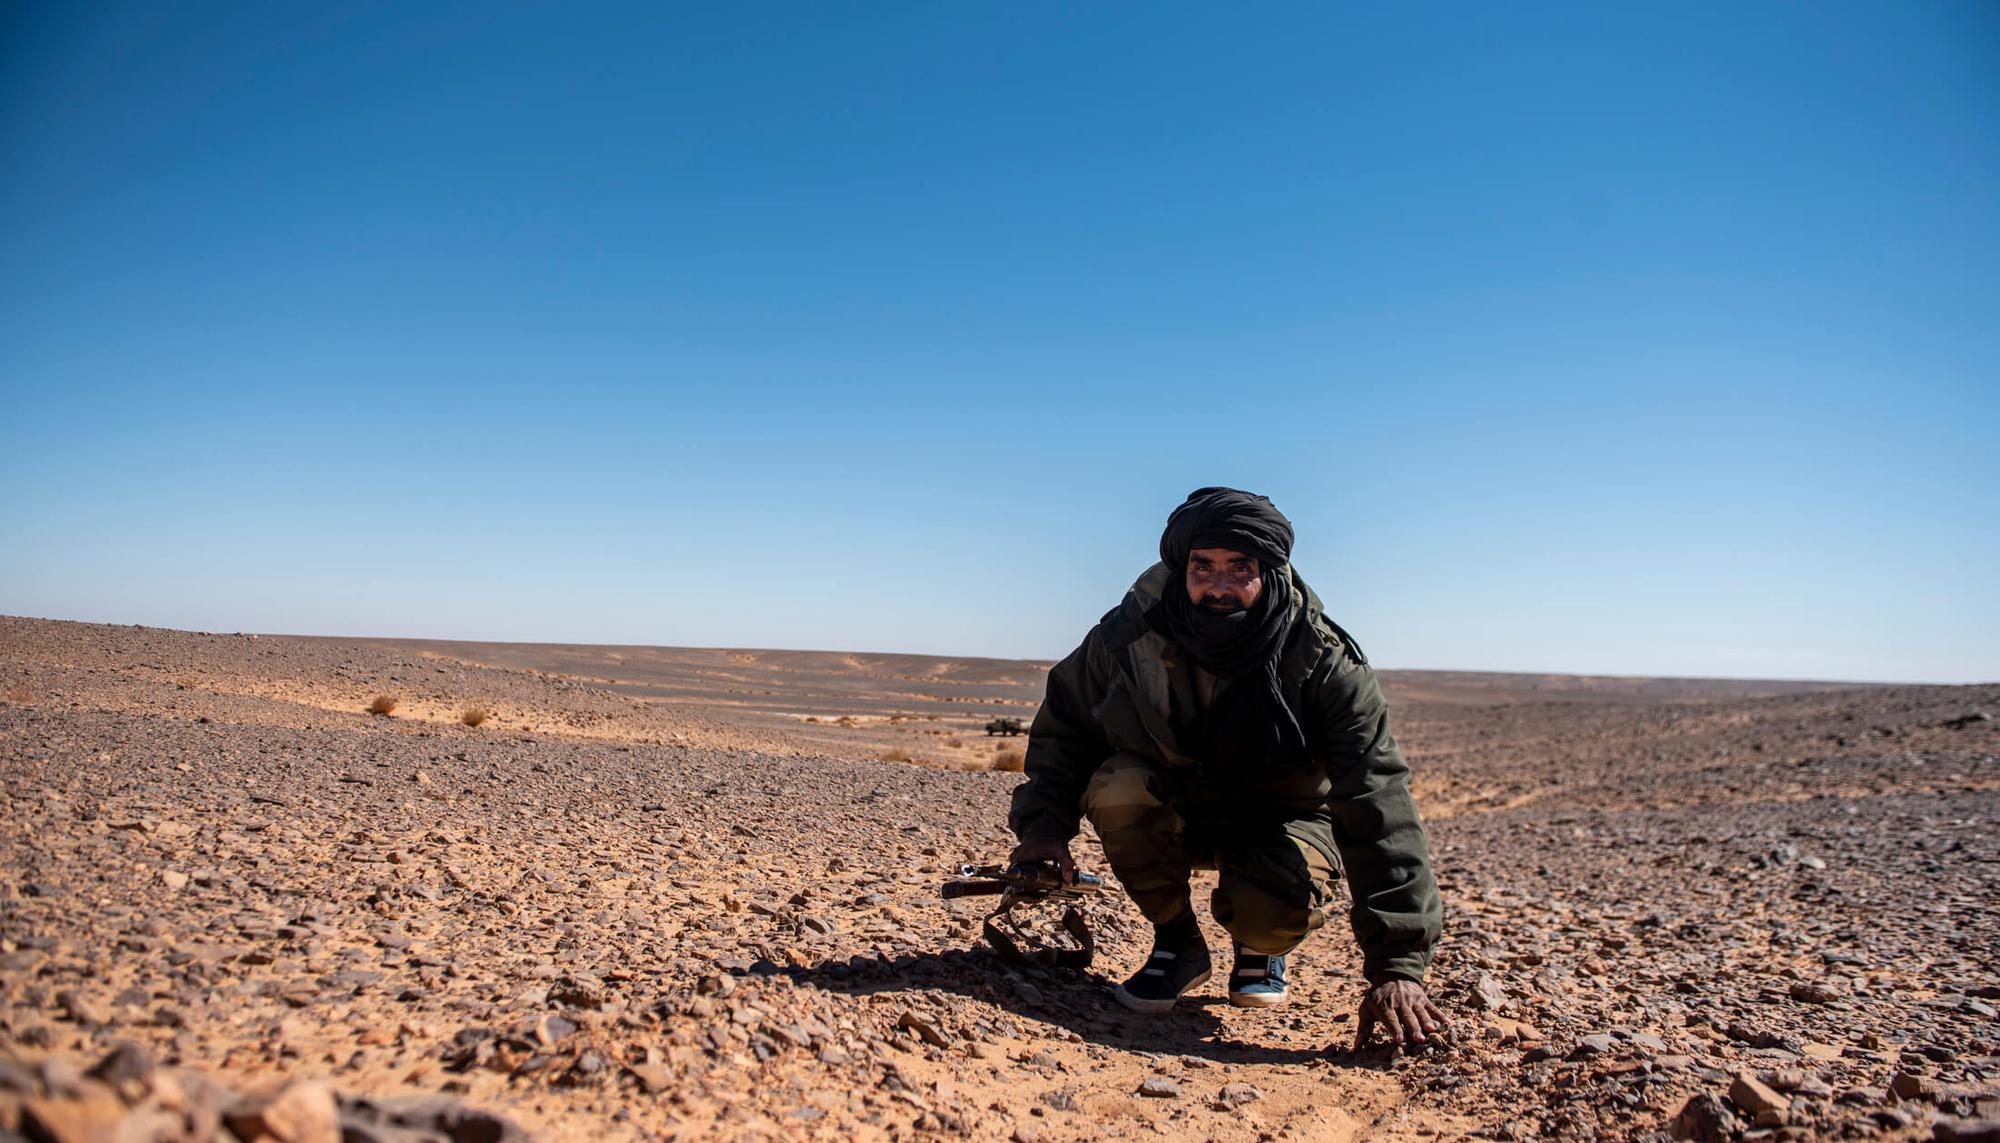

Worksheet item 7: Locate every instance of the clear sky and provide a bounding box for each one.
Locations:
[3,3,1995,682]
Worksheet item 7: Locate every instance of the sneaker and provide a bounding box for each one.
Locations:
[1113,927,1212,1013]
[1228,948,1289,1008]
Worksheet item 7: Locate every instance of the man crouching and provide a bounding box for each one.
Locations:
[1007,487,1446,1049]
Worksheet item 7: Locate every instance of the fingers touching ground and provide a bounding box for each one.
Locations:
[1352,981,1446,1052]
[1351,1005,1376,1053]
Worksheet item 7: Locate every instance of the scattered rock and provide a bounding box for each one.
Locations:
[1730,1072,1790,1118]
[626,1063,671,1094]
[1892,1071,1942,1102]
[20,1093,127,1143]
[1571,1033,1617,1059]
[86,1042,156,1098]
[55,991,108,1028]
[1671,1093,1740,1142]
[1213,1082,1264,1110]
[895,1010,951,1048]
[223,1079,340,1143]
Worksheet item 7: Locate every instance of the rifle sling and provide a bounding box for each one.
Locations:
[981,899,1094,970]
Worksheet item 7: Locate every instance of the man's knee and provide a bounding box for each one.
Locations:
[1211,837,1335,954]
[1081,754,1170,834]
[1212,880,1323,953]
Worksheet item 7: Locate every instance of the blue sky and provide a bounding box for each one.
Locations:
[3,3,1995,681]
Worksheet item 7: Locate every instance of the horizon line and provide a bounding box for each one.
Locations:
[7,612,1987,689]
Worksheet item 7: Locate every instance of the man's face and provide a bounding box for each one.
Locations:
[1185,547,1264,613]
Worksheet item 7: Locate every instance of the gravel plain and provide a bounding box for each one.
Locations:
[2,616,1995,1141]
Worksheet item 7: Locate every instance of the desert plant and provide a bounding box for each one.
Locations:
[3,686,31,704]
[877,747,913,762]
[993,749,1026,772]
[367,695,398,716]
[460,707,490,727]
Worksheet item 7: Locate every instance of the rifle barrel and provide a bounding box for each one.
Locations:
[940,880,1009,899]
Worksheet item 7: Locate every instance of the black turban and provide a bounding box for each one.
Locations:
[1147,487,1312,776]
[1158,487,1294,571]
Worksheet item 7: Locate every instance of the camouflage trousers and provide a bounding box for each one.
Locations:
[1081,752,1338,956]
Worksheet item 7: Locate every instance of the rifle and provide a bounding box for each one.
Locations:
[942,861,1102,969]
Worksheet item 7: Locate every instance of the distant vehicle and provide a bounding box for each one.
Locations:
[985,716,1026,737]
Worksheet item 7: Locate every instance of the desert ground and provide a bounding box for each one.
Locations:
[1,615,1996,1142]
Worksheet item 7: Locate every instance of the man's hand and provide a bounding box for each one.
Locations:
[1007,838,1076,884]
[1353,978,1446,1052]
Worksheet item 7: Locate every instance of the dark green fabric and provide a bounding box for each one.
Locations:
[1009,562,1443,983]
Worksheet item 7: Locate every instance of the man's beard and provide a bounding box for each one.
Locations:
[1200,595,1245,613]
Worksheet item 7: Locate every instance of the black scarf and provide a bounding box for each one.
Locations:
[1144,487,1312,776]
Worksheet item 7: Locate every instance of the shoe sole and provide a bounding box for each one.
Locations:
[1228,989,1289,1009]
[1113,969,1212,1014]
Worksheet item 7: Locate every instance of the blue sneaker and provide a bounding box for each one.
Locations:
[1228,948,1289,1008]
[1113,927,1212,1013]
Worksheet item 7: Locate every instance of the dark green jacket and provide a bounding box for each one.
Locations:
[1008,563,1442,982]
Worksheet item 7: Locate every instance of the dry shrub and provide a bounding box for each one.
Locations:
[367,695,398,716]
[877,747,913,763]
[3,686,32,704]
[945,737,964,749]
[460,707,491,727]
[993,749,1026,772]
[803,716,820,723]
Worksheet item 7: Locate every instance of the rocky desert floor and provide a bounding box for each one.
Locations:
[1,615,1996,1142]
